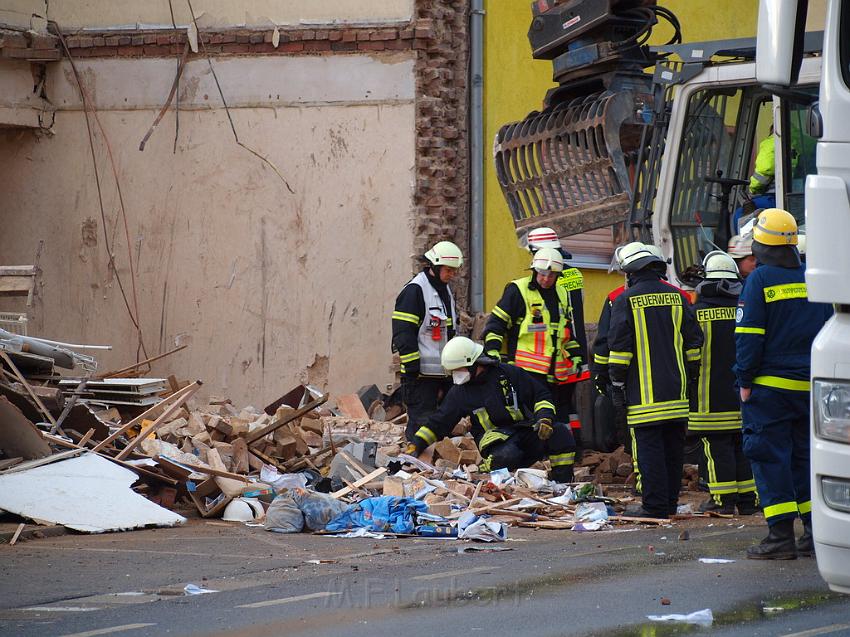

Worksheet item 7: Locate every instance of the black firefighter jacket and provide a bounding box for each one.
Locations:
[608,271,704,427]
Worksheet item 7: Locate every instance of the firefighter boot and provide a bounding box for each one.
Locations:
[797,518,814,557]
[746,518,797,560]
[698,497,735,515]
[736,495,759,516]
[549,465,574,484]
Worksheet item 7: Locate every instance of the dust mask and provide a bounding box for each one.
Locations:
[452,369,471,385]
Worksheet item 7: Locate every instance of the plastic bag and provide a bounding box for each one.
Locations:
[264,492,304,533]
[290,488,347,531]
[325,497,428,534]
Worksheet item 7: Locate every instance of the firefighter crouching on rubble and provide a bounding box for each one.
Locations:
[407,336,577,483]
[608,242,704,518]
[735,208,832,559]
[392,241,463,445]
[482,246,586,457]
[688,251,757,516]
[521,227,589,449]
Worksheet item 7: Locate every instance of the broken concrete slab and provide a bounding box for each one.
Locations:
[0,453,185,532]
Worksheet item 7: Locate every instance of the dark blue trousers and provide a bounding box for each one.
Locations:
[741,385,811,525]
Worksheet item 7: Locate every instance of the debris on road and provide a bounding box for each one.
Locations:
[646,608,714,626]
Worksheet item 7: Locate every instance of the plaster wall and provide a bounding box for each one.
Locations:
[0,54,416,404]
[42,0,413,29]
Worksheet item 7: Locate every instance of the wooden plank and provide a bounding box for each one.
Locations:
[608,515,668,525]
[245,395,327,445]
[155,455,250,483]
[337,451,371,478]
[330,467,387,499]
[0,266,37,276]
[0,277,33,295]
[96,344,188,379]
[114,382,202,460]
[0,457,23,471]
[9,523,25,546]
[91,382,199,453]
[0,351,56,427]
[3,448,85,473]
[335,393,369,419]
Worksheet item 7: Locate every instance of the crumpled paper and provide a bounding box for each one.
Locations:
[647,609,713,626]
[457,510,507,542]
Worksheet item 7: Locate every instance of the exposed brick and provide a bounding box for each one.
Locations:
[222,43,250,54]
[328,30,343,41]
[331,40,358,52]
[314,30,329,41]
[221,33,237,43]
[249,33,263,44]
[78,36,94,48]
[356,30,371,41]
[156,34,171,45]
[304,40,331,52]
[236,32,250,43]
[93,36,105,46]
[118,36,131,46]
[413,38,430,50]
[253,43,276,53]
[371,29,397,41]
[357,41,385,52]
[342,30,357,42]
[143,34,157,44]
[384,39,408,51]
[399,28,415,40]
[301,30,315,41]
[279,41,305,53]
[117,46,137,56]
[131,35,144,45]
[63,36,81,48]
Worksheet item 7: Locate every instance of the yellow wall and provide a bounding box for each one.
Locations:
[482,0,759,322]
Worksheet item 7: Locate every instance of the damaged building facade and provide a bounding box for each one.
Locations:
[0,0,470,403]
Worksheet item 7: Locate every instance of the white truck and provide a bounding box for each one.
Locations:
[495,0,850,591]
[758,0,850,595]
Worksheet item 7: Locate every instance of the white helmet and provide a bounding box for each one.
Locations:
[616,241,663,273]
[425,241,464,268]
[727,234,753,258]
[531,247,564,273]
[441,336,484,372]
[222,498,264,522]
[797,233,806,256]
[526,227,561,250]
[702,250,740,279]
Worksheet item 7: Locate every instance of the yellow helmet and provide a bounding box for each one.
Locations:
[753,208,798,246]
[441,336,484,372]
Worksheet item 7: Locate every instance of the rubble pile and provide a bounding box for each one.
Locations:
[0,339,719,541]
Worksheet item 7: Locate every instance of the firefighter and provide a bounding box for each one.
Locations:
[608,243,704,518]
[735,208,832,559]
[524,227,589,447]
[727,234,757,279]
[482,248,586,453]
[689,251,757,515]
[748,132,777,206]
[392,241,463,444]
[408,336,577,482]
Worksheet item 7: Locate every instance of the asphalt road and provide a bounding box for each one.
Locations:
[1,513,848,637]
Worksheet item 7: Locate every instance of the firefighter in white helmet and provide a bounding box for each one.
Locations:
[727,234,756,279]
[515,227,589,449]
[688,251,757,516]
[482,247,580,463]
[392,240,463,444]
[608,241,704,518]
[407,336,577,482]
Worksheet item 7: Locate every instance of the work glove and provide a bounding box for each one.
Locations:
[533,418,554,441]
[405,436,429,458]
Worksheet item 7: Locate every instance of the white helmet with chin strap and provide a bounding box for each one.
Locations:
[531,247,565,273]
[702,250,740,279]
[424,241,464,268]
[525,227,561,251]
[441,336,484,372]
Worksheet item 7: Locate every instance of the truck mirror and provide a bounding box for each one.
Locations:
[756,0,809,87]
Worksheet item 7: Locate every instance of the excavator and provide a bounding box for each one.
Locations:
[494,0,821,286]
